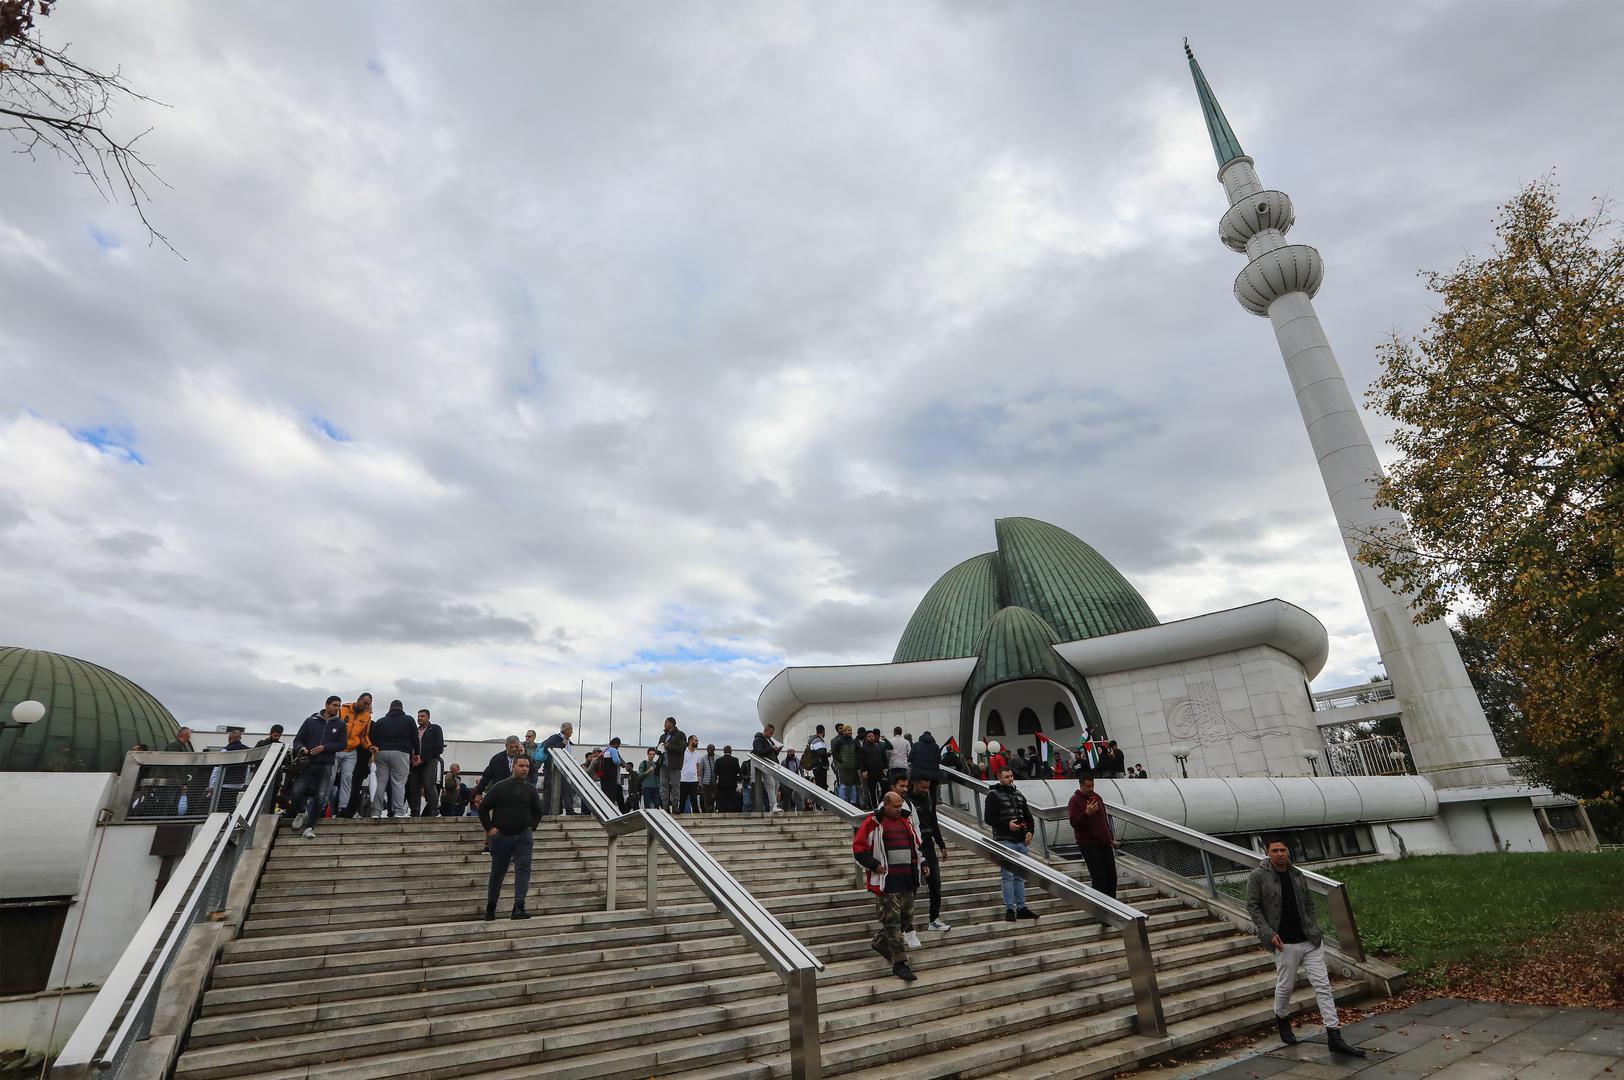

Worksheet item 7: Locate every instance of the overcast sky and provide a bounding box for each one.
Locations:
[2,1,1620,747]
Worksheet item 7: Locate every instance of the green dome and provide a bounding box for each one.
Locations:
[0,647,180,773]
[893,517,1157,662]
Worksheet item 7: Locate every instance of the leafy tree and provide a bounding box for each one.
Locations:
[1358,179,1623,813]
[2,0,171,249]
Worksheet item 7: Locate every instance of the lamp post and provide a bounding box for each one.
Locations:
[1170,745,1191,780]
[1303,748,1321,777]
[0,700,46,767]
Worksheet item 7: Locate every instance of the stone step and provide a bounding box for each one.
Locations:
[191,916,1249,1054]
[177,921,1264,1079]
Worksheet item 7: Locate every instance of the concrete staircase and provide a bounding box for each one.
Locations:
[170,811,1361,1080]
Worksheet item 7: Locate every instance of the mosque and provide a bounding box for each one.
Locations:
[0,41,1603,1074]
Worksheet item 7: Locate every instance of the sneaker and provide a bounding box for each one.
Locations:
[928,919,952,932]
[301,828,316,840]
[1005,908,1017,922]
[291,813,307,830]
[903,931,922,950]
[511,909,532,920]
[371,813,385,820]
[1016,906,1040,921]
[892,962,917,982]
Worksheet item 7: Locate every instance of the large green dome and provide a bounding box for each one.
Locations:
[893,517,1158,662]
[0,647,180,773]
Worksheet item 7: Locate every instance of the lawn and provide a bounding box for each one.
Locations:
[1331,850,1623,970]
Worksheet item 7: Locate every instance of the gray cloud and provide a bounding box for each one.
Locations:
[2,1,1618,748]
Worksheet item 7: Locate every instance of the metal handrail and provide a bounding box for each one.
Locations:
[55,741,289,1076]
[939,766,1364,960]
[754,757,1167,1036]
[548,751,824,1080]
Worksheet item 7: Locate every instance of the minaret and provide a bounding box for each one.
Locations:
[1184,42,1513,791]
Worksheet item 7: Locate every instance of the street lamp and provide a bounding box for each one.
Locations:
[1170,745,1191,779]
[1303,748,1321,777]
[3,699,45,730]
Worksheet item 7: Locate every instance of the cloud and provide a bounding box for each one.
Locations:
[3,1,1618,748]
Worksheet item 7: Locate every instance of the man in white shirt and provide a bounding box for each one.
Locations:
[887,727,912,779]
[680,735,703,813]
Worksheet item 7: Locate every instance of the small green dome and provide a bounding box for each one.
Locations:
[893,517,1157,662]
[0,647,180,773]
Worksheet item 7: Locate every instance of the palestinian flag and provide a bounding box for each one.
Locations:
[1034,732,1052,764]
[1078,736,1100,771]
[944,737,960,754]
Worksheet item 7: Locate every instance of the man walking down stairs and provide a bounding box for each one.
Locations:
[477,755,543,921]
[852,791,926,982]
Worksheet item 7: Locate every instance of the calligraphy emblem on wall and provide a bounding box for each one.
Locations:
[1165,679,1292,747]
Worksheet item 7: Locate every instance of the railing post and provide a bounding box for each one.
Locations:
[784,966,822,1080]
[1200,849,1217,898]
[1325,882,1364,961]
[645,829,658,915]
[1119,916,1167,1036]
[605,834,619,912]
[1035,816,1051,858]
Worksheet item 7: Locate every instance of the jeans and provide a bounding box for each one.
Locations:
[921,842,943,922]
[406,759,440,816]
[836,781,859,806]
[753,766,777,812]
[486,830,534,914]
[741,781,754,812]
[999,839,1028,910]
[640,786,660,811]
[292,758,335,827]
[660,767,682,813]
[373,750,410,816]
[1078,843,1118,898]
[328,749,357,814]
[1274,941,1339,1028]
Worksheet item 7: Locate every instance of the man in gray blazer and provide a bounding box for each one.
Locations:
[1246,837,1366,1058]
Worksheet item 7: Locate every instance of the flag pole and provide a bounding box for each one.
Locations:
[577,680,584,744]
[608,682,614,746]
[637,684,644,746]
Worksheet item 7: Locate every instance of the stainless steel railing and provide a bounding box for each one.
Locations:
[548,751,825,1080]
[939,765,1365,961]
[54,742,289,1078]
[752,757,1168,1036]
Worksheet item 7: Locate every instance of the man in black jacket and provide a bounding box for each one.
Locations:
[855,729,888,811]
[478,756,544,920]
[407,708,445,817]
[751,724,781,814]
[983,767,1039,922]
[714,746,741,812]
[369,699,420,819]
[658,717,686,814]
[908,775,951,933]
[473,737,524,851]
[290,697,347,839]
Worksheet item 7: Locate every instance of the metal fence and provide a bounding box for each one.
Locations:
[113,746,276,823]
[53,742,288,1079]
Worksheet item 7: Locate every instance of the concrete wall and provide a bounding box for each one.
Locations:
[1086,646,1325,780]
[780,694,960,753]
[1440,798,1544,854]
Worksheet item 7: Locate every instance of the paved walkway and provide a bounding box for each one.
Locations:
[1188,997,1622,1080]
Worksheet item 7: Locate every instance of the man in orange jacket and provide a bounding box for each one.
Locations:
[330,692,375,818]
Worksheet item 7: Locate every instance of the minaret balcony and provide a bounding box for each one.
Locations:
[1219,190,1296,252]
[1233,243,1325,316]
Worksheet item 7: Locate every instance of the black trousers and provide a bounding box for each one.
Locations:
[921,842,943,922]
[406,761,440,816]
[1079,843,1118,898]
[812,765,828,789]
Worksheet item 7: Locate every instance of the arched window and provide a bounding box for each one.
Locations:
[1017,708,1041,734]
[1053,701,1076,729]
[985,710,1005,737]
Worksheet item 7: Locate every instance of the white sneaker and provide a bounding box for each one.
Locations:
[928,919,952,932]
[771,806,783,813]
[372,813,385,820]
[291,814,306,830]
[301,828,316,839]
[903,931,922,950]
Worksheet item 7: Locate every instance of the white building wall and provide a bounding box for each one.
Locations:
[1087,645,1323,779]
[780,694,960,753]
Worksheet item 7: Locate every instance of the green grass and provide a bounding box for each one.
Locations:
[1330,851,1624,972]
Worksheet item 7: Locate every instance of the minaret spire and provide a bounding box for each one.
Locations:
[1190,49,1521,802]
[1184,39,1246,169]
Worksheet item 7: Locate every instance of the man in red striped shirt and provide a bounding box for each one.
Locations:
[852,791,926,981]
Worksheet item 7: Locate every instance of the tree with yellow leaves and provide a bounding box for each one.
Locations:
[1358,179,1622,820]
